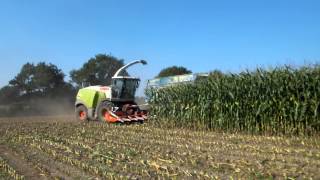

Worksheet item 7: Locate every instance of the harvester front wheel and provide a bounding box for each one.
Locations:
[76,105,88,122]
[98,101,117,123]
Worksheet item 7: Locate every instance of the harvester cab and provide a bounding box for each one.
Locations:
[75,60,148,123]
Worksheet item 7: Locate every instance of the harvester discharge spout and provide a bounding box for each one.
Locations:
[113,60,147,78]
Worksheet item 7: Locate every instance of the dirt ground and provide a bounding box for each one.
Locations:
[0,116,319,179]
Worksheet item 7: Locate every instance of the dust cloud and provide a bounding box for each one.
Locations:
[0,97,74,117]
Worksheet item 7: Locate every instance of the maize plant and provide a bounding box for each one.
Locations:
[146,65,320,135]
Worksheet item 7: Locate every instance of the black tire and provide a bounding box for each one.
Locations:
[75,105,89,122]
[97,101,114,122]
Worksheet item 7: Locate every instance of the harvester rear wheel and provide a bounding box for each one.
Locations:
[76,105,88,122]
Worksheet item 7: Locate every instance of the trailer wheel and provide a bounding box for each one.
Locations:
[76,105,88,122]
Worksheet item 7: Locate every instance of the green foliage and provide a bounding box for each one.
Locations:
[9,63,34,94]
[70,54,128,87]
[32,62,65,90]
[0,62,76,116]
[9,62,66,95]
[157,66,192,78]
[147,65,320,135]
[0,86,20,104]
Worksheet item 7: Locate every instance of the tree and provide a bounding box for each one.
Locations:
[70,54,129,87]
[9,63,35,94]
[0,61,76,116]
[33,62,65,90]
[157,66,192,78]
[9,62,66,96]
[0,85,20,104]
[209,70,224,79]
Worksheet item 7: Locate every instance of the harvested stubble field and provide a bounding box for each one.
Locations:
[0,116,319,179]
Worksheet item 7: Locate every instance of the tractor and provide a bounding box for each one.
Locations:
[75,60,148,123]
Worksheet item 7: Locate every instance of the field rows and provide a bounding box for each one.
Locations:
[0,116,319,179]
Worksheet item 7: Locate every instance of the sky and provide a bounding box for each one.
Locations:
[0,0,319,95]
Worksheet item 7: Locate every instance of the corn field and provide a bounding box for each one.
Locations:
[146,65,320,135]
[1,116,320,179]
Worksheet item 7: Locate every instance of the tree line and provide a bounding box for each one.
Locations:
[0,53,191,116]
